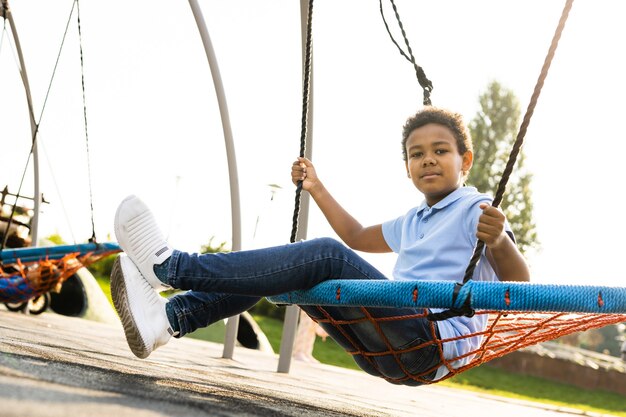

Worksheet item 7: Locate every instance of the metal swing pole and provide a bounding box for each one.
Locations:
[2,0,42,247]
[276,0,315,374]
[187,0,243,359]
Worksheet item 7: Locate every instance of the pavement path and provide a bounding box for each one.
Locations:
[0,310,616,417]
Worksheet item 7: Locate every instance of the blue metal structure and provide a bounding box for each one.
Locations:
[0,242,121,264]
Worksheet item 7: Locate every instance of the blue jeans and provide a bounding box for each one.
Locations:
[165,237,441,384]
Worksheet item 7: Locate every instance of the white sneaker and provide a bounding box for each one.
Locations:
[110,254,175,359]
[114,194,172,292]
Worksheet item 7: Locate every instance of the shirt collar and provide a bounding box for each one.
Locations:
[416,186,478,215]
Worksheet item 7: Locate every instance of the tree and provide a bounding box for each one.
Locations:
[467,80,538,255]
[44,233,66,245]
[200,236,230,254]
[87,253,117,280]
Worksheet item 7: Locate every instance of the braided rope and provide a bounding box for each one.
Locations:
[379,0,432,105]
[275,0,625,384]
[430,0,575,321]
[290,0,314,244]
[75,0,97,243]
[1,0,79,249]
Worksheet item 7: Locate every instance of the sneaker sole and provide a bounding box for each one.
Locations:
[111,256,150,359]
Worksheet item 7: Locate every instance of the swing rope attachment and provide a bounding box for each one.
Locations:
[379,0,433,105]
[429,0,575,321]
[274,0,623,386]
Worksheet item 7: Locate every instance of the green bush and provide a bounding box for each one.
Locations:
[249,298,285,320]
[87,253,118,280]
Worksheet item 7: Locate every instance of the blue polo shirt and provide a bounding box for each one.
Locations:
[382,186,506,380]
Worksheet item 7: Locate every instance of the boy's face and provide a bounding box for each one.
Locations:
[404,123,473,206]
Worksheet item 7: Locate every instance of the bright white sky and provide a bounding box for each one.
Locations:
[2,0,625,287]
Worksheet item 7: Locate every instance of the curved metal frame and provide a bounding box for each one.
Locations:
[2,1,42,246]
[187,1,314,370]
[187,0,243,359]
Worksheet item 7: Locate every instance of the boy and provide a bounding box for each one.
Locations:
[111,107,529,383]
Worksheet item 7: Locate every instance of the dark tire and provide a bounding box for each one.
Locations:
[4,301,27,312]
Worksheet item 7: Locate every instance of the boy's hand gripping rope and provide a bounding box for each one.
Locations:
[290,0,314,244]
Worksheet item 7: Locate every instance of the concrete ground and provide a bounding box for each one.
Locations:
[0,310,617,417]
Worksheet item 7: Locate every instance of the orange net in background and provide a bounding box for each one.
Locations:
[0,250,118,304]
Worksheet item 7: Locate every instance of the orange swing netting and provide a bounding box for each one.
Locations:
[303,305,626,385]
[0,244,121,304]
[276,0,626,385]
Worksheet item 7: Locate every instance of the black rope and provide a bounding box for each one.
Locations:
[75,0,96,243]
[427,283,474,321]
[290,0,314,244]
[379,0,432,105]
[1,0,78,249]
[428,0,575,321]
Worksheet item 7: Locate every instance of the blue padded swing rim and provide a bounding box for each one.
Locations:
[267,279,626,314]
[0,242,121,264]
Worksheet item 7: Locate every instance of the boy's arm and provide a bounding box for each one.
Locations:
[292,157,391,253]
[477,203,530,282]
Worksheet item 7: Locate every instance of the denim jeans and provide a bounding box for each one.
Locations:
[165,237,441,384]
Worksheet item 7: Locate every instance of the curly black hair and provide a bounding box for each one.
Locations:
[401,107,472,161]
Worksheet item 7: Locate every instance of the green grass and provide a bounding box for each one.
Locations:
[93,278,625,416]
[251,315,626,417]
[443,367,626,416]
[252,315,362,371]
[96,276,113,307]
